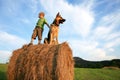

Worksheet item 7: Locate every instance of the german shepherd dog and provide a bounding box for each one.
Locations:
[44,12,66,45]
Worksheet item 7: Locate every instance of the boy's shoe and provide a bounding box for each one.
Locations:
[38,40,41,45]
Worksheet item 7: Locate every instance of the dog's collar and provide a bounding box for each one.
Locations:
[51,24,59,26]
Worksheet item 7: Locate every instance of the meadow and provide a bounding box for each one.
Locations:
[0,64,120,80]
[0,64,7,80]
[75,68,120,80]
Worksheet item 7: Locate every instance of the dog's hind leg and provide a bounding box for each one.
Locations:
[44,38,48,44]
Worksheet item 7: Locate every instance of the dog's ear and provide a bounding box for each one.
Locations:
[56,12,60,17]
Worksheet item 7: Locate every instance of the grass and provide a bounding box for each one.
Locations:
[0,64,7,80]
[75,68,120,80]
[0,64,120,80]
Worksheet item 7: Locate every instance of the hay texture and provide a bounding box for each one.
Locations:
[7,42,74,80]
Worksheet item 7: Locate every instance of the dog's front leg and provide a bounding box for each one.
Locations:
[56,36,59,44]
[49,33,53,45]
[56,28,59,45]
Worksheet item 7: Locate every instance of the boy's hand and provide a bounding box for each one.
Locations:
[48,25,50,29]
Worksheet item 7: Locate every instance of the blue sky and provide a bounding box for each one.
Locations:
[0,0,120,63]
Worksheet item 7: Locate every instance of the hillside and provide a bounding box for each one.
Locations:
[74,57,120,68]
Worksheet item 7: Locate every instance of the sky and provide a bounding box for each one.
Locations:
[0,0,120,63]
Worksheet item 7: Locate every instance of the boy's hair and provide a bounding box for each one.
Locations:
[39,12,45,17]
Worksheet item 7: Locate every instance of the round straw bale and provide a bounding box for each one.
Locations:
[7,42,74,80]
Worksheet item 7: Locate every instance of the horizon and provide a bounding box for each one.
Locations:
[0,0,120,63]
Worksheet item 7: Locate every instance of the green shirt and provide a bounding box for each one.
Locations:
[36,18,47,29]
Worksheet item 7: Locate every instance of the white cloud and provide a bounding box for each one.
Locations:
[72,7,94,37]
[90,48,116,60]
[92,9,120,48]
[69,39,116,61]
[93,9,120,40]
[0,31,27,49]
[99,9,120,27]
[93,26,113,40]
[104,38,120,49]
[93,10,120,49]
[40,0,94,37]
[89,9,120,60]
[0,31,27,63]
[0,50,12,63]
[108,48,114,52]
[105,32,120,41]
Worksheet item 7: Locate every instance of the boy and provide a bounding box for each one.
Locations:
[29,12,50,45]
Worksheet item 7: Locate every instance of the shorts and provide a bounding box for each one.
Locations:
[32,27,43,40]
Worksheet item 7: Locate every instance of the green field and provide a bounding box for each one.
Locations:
[0,64,120,80]
[0,64,7,80]
[75,68,120,80]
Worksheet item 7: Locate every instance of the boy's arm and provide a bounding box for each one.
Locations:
[44,19,50,28]
[45,22,50,28]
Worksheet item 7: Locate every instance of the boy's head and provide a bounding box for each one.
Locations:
[39,12,45,18]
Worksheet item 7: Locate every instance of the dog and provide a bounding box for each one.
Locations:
[44,12,66,45]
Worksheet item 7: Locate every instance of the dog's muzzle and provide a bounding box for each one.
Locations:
[59,19,66,24]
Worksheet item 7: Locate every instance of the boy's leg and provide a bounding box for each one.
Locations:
[38,28,43,44]
[29,28,37,45]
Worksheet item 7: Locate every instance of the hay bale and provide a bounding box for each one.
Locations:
[7,42,74,80]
